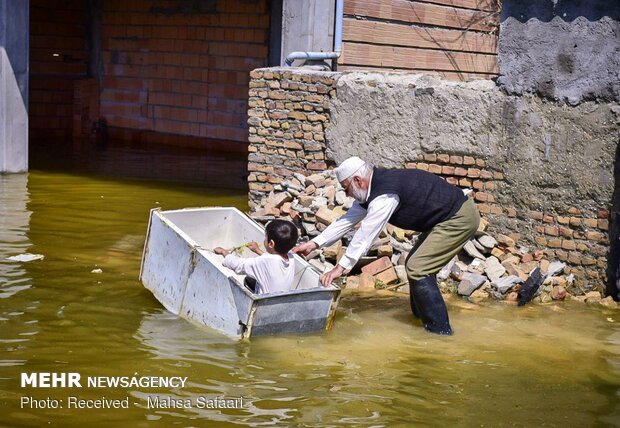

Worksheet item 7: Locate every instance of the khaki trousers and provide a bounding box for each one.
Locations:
[406,198,480,281]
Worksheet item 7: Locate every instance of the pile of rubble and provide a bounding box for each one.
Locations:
[250,171,617,308]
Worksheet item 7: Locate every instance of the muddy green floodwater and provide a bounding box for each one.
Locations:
[1,165,619,427]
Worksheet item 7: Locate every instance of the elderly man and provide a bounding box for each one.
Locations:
[292,156,480,335]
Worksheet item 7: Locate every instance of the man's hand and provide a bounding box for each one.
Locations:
[213,247,229,257]
[291,241,318,256]
[320,265,345,287]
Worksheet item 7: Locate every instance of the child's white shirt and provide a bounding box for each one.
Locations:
[222,252,295,294]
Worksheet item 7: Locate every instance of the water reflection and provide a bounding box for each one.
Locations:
[0,173,32,299]
[30,140,248,190]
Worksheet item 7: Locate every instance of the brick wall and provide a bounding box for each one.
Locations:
[100,0,270,145]
[30,0,89,141]
[29,0,270,148]
[247,68,611,290]
[408,154,610,283]
[247,68,337,208]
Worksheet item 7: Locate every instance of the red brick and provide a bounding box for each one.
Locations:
[561,240,577,250]
[544,226,559,236]
[463,156,475,165]
[586,231,605,241]
[474,192,493,202]
[535,236,548,246]
[568,252,582,265]
[449,155,463,164]
[521,253,534,263]
[583,218,598,228]
[477,204,491,214]
[428,164,442,174]
[454,167,468,177]
[467,168,481,178]
[529,211,544,221]
[361,256,393,276]
[480,170,493,180]
[437,154,450,163]
[442,165,456,175]
[375,266,399,285]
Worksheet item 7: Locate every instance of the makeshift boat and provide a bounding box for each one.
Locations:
[140,207,341,338]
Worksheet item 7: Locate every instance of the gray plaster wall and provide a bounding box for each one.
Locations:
[497,0,620,104]
[280,0,335,66]
[0,0,29,173]
[328,72,619,236]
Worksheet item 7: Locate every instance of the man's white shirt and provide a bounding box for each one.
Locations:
[311,193,400,271]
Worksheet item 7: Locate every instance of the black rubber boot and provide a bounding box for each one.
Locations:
[410,275,453,335]
[409,284,421,318]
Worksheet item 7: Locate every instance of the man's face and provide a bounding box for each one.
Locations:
[342,176,367,204]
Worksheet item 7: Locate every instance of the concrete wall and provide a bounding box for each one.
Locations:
[328,73,617,214]
[497,0,620,104]
[280,0,335,66]
[0,0,29,173]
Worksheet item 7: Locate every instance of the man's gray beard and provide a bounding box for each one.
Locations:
[351,183,367,204]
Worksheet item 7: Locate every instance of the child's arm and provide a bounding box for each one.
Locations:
[213,247,230,257]
[247,241,264,255]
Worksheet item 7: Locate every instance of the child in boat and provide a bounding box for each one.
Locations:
[214,219,299,294]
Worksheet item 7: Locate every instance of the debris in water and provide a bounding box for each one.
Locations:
[518,268,544,306]
[7,253,44,262]
[91,268,103,274]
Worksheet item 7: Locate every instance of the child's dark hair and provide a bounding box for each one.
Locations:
[265,219,299,254]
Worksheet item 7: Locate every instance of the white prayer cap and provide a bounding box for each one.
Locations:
[335,156,366,182]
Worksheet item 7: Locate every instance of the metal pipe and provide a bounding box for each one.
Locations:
[284,0,344,68]
[334,0,343,54]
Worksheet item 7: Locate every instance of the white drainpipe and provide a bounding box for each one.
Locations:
[284,0,344,68]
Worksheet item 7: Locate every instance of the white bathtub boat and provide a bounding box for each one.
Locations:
[139,207,341,339]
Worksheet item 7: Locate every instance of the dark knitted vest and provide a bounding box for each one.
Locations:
[360,168,467,233]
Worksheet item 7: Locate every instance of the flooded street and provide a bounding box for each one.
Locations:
[1,147,619,427]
